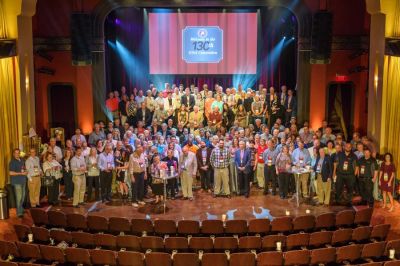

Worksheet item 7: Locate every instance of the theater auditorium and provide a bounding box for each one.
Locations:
[0,0,400,265]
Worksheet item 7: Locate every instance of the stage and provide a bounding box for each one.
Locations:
[1,187,400,242]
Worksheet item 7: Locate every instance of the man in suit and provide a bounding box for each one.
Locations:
[196,141,213,193]
[235,140,252,197]
[181,88,195,111]
[136,102,152,127]
[284,88,297,127]
[314,147,333,206]
[180,146,197,200]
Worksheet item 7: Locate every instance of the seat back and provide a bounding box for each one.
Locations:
[336,244,361,263]
[284,250,310,266]
[225,220,248,235]
[17,242,41,260]
[39,245,66,263]
[361,241,387,259]
[352,226,372,243]
[66,213,87,230]
[229,252,256,266]
[50,229,72,244]
[177,220,200,235]
[30,208,48,226]
[371,224,391,241]
[309,231,333,248]
[213,237,238,252]
[71,231,94,248]
[14,224,31,242]
[117,251,145,266]
[292,215,315,232]
[116,235,141,251]
[202,253,228,266]
[201,220,224,235]
[354,207,373,225]
[262,235,287,251]
[172,253,200,266]
[87,215,109,232]
[154,220,177,236]
[109,217,131,234]
[271,216,293,234]
[310,247,336,265]
[65,247,91,265]
[335,209,355,228]
[0,240,19,258]
[315,212,335,230]
[248,219,270,235]
[31,226,50,244]
[140,236,164,252]
[238,236,262,251]
[93,233,117,250]
[145,252,172,266]
[165,237,189,252]
[90,249,117,266]
[257,251,283,266]
[48,210,67,228]
[332,228,353,246]
[131,218,154,235]
[189,237,214,252]
[286,233,310,250]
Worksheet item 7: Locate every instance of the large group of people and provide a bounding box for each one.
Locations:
[8,83,396,218]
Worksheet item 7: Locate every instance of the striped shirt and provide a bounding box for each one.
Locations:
[210,147,230,168]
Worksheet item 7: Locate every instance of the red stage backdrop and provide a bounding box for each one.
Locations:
[149,12,258,75]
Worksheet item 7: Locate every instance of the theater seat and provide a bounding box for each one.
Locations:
[87,215,109,233]
[29,208,48,227]
[145,252,172,266]
[177,220,200,236]
[201,220,224,235]
[131,218,154,236]
[271,216,292,234]
[238,236,262,252]
[117,251,145,266]
[202,253,228,266]
[13,224,31,242]
[225,219,248,236]
[315,212,335,230]
[284,249,310,266]
[335,209,355,228]
[154,220,177,236]
[90,249,117,266]
[116,235,141,251]
[66,213,87,231]
[262,235,286,251]
[229,252,256,266]
[286,233,309,250]
[47,210,67,228]
[309,231,332,248]
[354,207,373,226]
[248,219,270,236]
[172,252,199,266]
[65,247,91,265]
[371,224,391,241]
[292,215,315,232]
[189,237,213,252]
[165,237,189,252]
[257,251,283,266]
[140,236,164,252]
[39,245,66,263]
[336,244,361,264]
[109,217,131,235]
[310,247,336,265]
[213,237,238,252]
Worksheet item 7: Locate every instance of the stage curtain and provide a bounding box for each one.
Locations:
[0,0,20,188]
[381,1,400,178]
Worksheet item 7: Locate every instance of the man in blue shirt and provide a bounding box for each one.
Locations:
[262,140,280,195]
[292,140,312,197]
[9,148,27,218]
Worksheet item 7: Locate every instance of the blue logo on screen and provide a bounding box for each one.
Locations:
[182,26,223,63]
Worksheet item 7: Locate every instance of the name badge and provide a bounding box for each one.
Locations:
[316,165,321,172]
[384,173,389,181]
[202,158,207,164]
[267,156,272,166]
[343,161,349,171]
[299,159,304,165]
[259,155,263,160]
[213,120,216,124]
[219,159,224,163]
[360,165,365,175]
[107,162,112,169]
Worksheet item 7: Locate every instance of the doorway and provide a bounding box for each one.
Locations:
[48,83,77,138]
[326,82,354,141]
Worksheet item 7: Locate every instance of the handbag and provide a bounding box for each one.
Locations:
[41,174,54,187]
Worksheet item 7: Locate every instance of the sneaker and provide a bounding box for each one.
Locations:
[132,203,139,208]
[138,201,146,205]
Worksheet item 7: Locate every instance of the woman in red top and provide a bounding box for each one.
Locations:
[379,153,396,212]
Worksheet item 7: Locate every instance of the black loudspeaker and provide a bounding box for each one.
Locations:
[71,13,92,65]
[310,11,333,64]
[0,39,17,58]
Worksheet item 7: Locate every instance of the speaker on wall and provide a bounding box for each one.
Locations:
[310,11,333,64]
[70,13,92,66]
[0,39,17,58]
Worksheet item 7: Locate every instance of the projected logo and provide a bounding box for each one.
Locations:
[182,26,223,63]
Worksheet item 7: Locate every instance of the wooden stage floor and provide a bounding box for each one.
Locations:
[1,188,400,241]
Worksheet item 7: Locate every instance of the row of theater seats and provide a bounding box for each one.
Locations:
[1,240,400,266]
[13,224,391,252]
[29,208,373,236]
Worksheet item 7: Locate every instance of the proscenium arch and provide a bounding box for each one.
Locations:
[91,0,312,123]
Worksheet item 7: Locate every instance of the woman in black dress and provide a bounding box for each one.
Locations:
[115,149,129,204]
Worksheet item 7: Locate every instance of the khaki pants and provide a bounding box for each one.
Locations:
[72,175,86,206]
[316,174,331,205]
[28,176,41,207]
[299,173,309,197]
[214,168,230,196]
[121,115,127,125]
[181,170,193,198]
[256,164,265,188]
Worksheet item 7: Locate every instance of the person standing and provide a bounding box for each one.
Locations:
[356,149,378,207]
[25,148,42,208]
[291,140,312,197]
[86,147,100,202]
[129,144,147,207]
[379,153,396,212]
[70,147,87,208]
[262,139,280,195]
[254,138,267,189]
[9,148,27,217]
[162,149,179,199]
[314,147,333,206]
[42,152,62,206]
[210,139,231,198]
[284,89,296,127]
[61,149,73,200]
[98,144,115,202]
[229,138,239,194]
[196,141,213,193]
[275,145,292,199]
[180,147,197,200]
[235,140,252,197]
[333,142,357,206]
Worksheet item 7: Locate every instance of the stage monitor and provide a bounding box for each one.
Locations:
[149,12,258,75]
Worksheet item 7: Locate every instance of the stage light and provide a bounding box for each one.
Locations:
[283,36,286,39]
[292,37,295,40]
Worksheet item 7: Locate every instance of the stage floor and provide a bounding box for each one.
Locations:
[1,188,400,241]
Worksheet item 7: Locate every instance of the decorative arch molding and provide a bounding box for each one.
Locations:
[91,0,313,122]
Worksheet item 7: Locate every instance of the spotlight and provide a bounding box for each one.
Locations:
[292,37,295,40]
[283,36,286,39]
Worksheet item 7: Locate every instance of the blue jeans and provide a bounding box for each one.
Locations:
[13,183,26,216]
